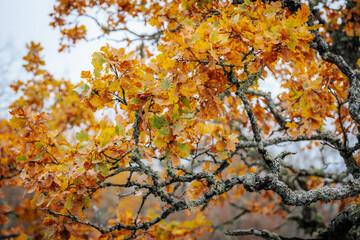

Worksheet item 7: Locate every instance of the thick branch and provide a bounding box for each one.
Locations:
[0,234,20,240]
[225,228,315,240]
[235,132,341,150]
[321,205,360,240]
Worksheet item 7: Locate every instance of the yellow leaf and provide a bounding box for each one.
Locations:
[99,127,115,146]
[154,135,167,148]
[227,133,239,152]
[16,234,28,240]
[217,151,228,160]
[285,122,298,129]
[176,170,186,176]
[81,71,92,79]
[177,142,190,158]
[203,161,210,171]
[9,117,26,130]
[89,94,103,109]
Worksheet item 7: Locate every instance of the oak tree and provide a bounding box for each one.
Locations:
[1,0,360,239]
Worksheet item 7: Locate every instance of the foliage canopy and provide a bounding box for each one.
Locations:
[2,0,360,239]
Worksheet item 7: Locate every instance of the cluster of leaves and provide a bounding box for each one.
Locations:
[2,0,360,239]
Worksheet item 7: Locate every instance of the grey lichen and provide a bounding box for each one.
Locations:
[132,146,143,160]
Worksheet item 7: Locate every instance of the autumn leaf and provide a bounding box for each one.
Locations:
[9,117,26,130]
[150,115,168,129]
[35,142,44,148]
[65,194,74,210]
[83,196,91,209]
[92,52,106,78]
[0,205,12,213]
[75,130,89,142]
[16,154,27,162]
[94,163,109,176]
[160,78,171,89]
[1,0,358,239]
[227,133,239,152]
[43,217,57,227]
[180,96,191,110]
[177,142,190,158]
[154,135,167,148]
[73,84,90,97]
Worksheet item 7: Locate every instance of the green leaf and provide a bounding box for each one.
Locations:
[154,135,167,148]
[115,123,125,136]
[59,145,70,154]
[99,163,109,176]
[210,32,217,42]
[217,151,228,160]
[130,98,141,104]
[160,78,170,89]
[239,5,250,17]
[172,104,179,119]
[100,128,114,147]
[73,84,90,96]
[191,34,200,44]
[74,178,82,185]
[65,194,74,210]
[303,81,308,89]
[16,154,27,162]
[180,112,194,119]
[159,128,170,136]
[83,196,91,209]
[177,142,190,158]
[79,144,87,151]
[34,153,44,161]
[75,130,88,142]
[35,142,44,148]
[180,97,191,109]
[150,115,168,129]
[94,163,109,176]
[182,1,191,8]
[288,40,297,51]
[92,52,106,78]
[185,20,193,26]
